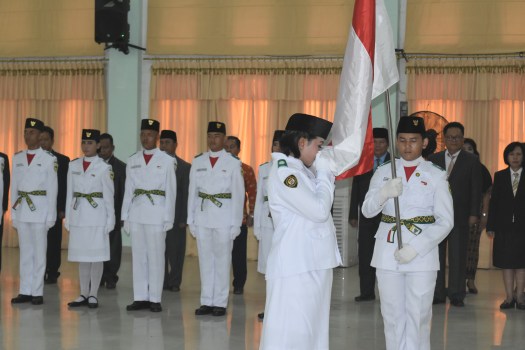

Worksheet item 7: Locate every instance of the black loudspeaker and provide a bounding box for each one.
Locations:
[95,0,130,44]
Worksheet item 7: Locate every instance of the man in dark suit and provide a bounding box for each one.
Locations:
[98,133,126,289]
[350,128,390,302]
[428,122,482,307]
[0,152,10,272]
[40,126,70,284]
[159,130,191,292]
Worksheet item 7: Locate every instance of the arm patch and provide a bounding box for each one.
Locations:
[278,159,287,168]
[284,175,298,188]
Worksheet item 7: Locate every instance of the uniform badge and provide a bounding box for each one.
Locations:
[30,121,36,127]
[415,172,420,177]
[421,181,427,186]
[148,120,154,126]
[284,175,298,188]
[86,132,91,137]
[278,159,287,168]
[54,161,58,172]
[110,170,114,180]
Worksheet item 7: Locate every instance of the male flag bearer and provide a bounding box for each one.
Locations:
[11,117,58,305]
[122,119,177,312]
[189,121,244,317]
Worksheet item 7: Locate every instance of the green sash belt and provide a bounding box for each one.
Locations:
[381,214,435,243]
[133,189,166,205]
[73,192,103,209]
[198,192,232,211]
[13,190,47,212]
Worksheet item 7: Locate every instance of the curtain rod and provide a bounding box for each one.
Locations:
[0,57,107,63]
[397,50,525,60]
[144,55,343,61]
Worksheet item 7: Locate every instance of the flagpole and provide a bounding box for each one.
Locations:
[385,88,403,249]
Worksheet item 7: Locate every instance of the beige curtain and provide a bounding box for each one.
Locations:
[150,57,341,258]
[406,57,525,175]
[0,60,107,247]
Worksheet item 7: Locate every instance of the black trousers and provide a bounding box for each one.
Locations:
[232,224,247,289]
[435,225,468,301]
[164,225,186,288]
[357,221,379,297]
[103,229,122,284]
[45,218,63,279]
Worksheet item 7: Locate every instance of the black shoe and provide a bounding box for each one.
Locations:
[68,295,88,307]
[432,297,446,305]
[31,296,44,305]
[105,281,116,289]
[212,307,226,316]
[44,276,58,284]
[467,279,478,294]
[354,295,375,302]
[88,296,98,309]
[150,302,162,312]
[195,305,214,315]
[233,288,243,295]
[450,298,465,307]
[500,299,516,310]
[257,312,264,321]
[11,294,32,304]
[126,301,151,311]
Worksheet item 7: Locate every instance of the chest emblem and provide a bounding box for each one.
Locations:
[284,175,298,188]
[415,172,420,177]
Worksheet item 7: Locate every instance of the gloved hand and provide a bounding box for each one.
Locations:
[394,245,418,264]
[64,219,70,232]
[253,227,261,241]
[230,226,241,239]
[314,153,332,173]
[46,221,55,230]
[379,178,403,203]
[123,221,131,235]
[163,222,173,232]
[189,225,197,238]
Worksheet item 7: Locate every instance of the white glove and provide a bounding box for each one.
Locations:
[314,153,332,173]
[64,219,70,232]
[253,227,261,241]
[163,222,173,232]
[189,225,197,238]
[394,245,418,264]
[46,221,55,230]
[230,226,241,239]
[379,178,403,203]
[123,221,130,236]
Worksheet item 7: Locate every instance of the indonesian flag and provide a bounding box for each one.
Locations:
[321,0,399,178]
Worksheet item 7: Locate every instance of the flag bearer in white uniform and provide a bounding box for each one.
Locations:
[122,119,177,313]
[253,129,284,321]
[189,121,244,317]
[260,113,339,350]
[65,129,115,309]
[362,116,454,350]
[11,117,58,305]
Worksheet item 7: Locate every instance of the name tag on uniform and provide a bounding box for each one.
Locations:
[263,176,268,180]
[222,170,227,173]
[196,168,207,172]
[131,165,141,169]
[16,163,24,167]
[91,174,96,177]
[36,163,42,166]
[72,171,81,175]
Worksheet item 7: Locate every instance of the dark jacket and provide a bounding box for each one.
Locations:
[107,155,126,228]
[51,150,70,214]
[487,168,525,234]
[0,152,9,212]
[175,155,191,226]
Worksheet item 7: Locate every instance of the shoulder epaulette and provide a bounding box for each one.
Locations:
[230,153,240,160]
[194,153,203,158]
[15,150,23,155]
[277,159,288,168]
[129,151,140,157]
[378,160,391,168]
[71,157,80,162]
[46,150,54,157]
[432,163,445,171]
[259,161,269,167]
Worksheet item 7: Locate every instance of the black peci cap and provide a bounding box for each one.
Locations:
[25,117,45,131]
[141,119,160,132]
[373,127,389,140]
[82,129,101,142]
[285,113,332,139]
[397,116,426,136]
[207,121,226,134]
[160,130,177,142]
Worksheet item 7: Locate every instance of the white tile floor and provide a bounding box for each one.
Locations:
[1,247,524,350]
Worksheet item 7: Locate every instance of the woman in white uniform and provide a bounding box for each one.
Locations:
[65,129,115,308]
[260,113,340,350]
[362,117,454,350]
[253,129,284,321]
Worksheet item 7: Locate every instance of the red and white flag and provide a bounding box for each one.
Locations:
[321,0,399,178]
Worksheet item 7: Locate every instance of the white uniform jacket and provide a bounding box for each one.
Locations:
[253,161,273,238]
[65,156,115,229]
[187,149,244,230]
[0,157,4,211]
[362,157,454,271]
[11,148,58,224]
[121,149,176,228]
[265,153,341,280]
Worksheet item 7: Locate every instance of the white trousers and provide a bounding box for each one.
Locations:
[17,222,47,296]
[260,269,333,350]
[130,223,166,303]
[196,227,233,308]
[257,228,274,274]
[376,268,437,350]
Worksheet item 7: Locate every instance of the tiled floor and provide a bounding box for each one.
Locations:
[0,247,524,350]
